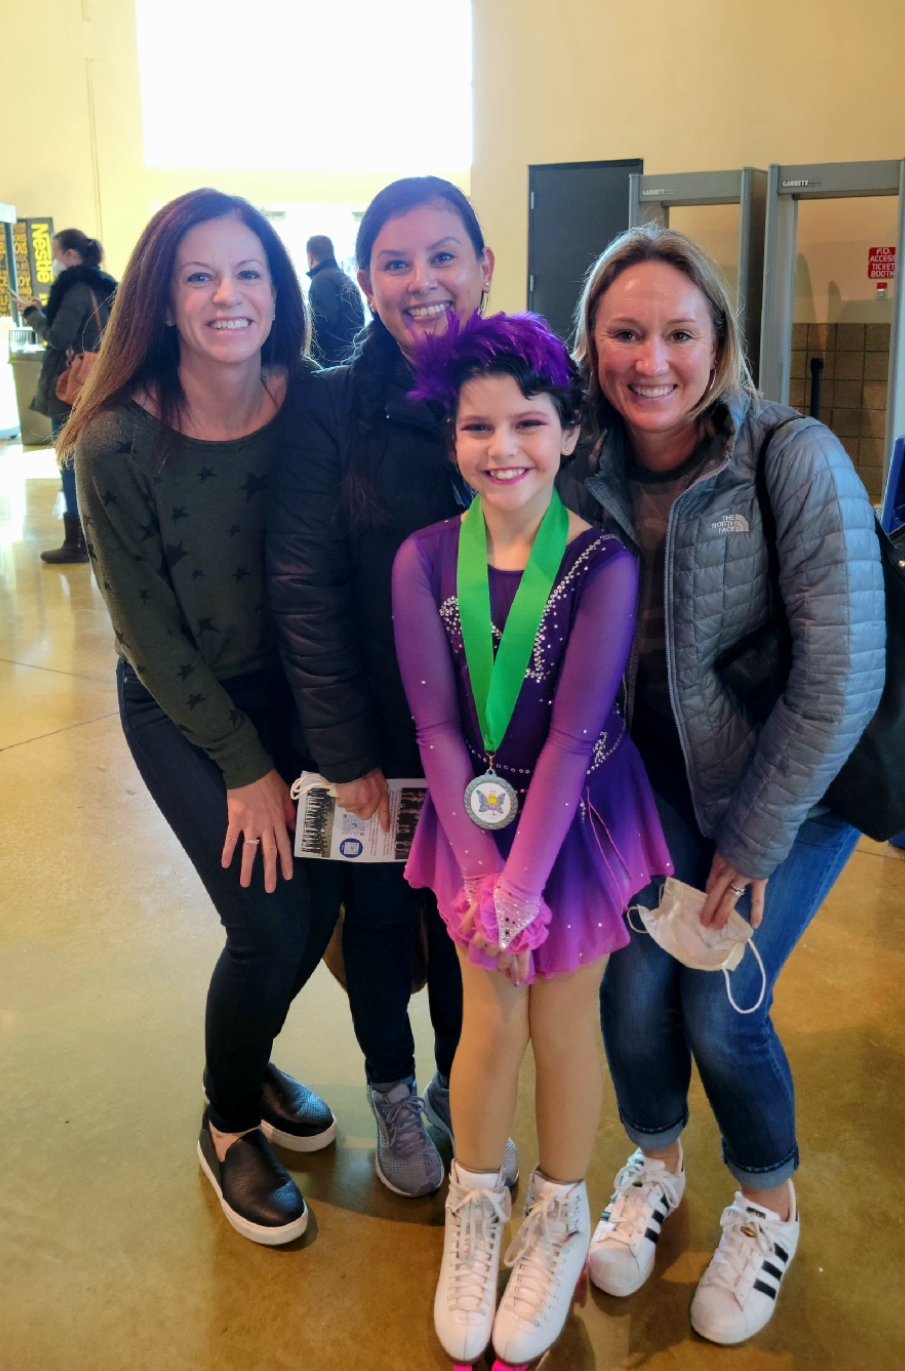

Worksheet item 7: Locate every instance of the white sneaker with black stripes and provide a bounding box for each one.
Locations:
[691,1184,799,1345]
[588,1146,686,1296]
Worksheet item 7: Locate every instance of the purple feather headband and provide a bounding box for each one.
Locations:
[410,310,575,414]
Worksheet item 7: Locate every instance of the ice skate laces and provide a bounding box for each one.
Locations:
[446,1183,511,1310]
[502,1190,582,1317]
[706,1199,775,1296]
[600,1154,684,1249]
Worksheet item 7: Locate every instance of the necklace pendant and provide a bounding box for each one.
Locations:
[464,766,518,830]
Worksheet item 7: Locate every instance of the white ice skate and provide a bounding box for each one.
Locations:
[491,1169,590,1369]
[435,1160,512,1367]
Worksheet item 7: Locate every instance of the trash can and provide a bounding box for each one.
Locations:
[9,328,52,446]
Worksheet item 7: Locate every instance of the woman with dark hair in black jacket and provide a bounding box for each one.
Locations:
[20,228,117,562]
[267,177,520,1198]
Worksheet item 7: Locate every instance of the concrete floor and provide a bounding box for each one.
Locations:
[2,442,904,1371]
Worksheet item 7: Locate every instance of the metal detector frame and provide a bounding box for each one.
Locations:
[628,168,768,383]
[760,159,905,485]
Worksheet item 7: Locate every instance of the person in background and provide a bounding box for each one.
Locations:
[20,228,117,563]
[573,223,885,1345]
[268,176,519,1199]
[67,188,342,1248]
[305,234,364,367]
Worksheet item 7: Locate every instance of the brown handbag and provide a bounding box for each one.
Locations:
[321,905,429,995]
[55,290,104,406]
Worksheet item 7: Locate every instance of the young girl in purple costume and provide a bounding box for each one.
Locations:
[391,313,672,1368]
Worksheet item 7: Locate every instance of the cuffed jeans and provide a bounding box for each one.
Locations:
[601,763,859,1189]
[342,864,462,1085]
[117,659,342,1134]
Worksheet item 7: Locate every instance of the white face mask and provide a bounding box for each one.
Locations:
[52,257,65,278]
[628,878,766,1015]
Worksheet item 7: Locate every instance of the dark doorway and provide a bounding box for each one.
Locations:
[528,158,643,342]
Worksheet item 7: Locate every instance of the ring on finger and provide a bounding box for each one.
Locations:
[243,838,261,847]
[728,881,745,897]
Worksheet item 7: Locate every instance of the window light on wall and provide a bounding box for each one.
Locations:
[135,0,473,174]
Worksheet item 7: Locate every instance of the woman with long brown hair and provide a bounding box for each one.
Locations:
[66,188,342,1247]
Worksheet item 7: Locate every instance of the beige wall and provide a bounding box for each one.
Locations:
[3,0,441,279]
[472,0,903,323]
[8,0,147,276]
[3,0,902,319]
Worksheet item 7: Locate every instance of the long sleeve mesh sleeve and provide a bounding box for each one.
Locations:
[394,531,640,915]
[497,545,638,908]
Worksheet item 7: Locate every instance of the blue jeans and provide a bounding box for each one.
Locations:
[51,415,78,516]
[61,461,78,516]
[117,659,343,1134]
[601,772,859,1189]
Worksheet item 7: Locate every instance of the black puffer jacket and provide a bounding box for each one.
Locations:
[307,258,365,367]
[267,348,471,782]
[25,263,117,418]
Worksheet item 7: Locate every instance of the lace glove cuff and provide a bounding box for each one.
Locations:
[462,875,486,906]
[453,875,552,954]
[492,885,550,951]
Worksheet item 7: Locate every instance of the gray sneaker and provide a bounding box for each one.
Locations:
[367,1077,444,1197]
[424,1072,520,1189]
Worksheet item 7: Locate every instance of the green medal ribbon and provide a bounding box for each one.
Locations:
[457,490,569,756]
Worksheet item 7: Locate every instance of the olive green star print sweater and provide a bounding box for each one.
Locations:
[76,400,290,788]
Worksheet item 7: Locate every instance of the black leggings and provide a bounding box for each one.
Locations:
[117,659,342,1133]
[341,865,462,1085]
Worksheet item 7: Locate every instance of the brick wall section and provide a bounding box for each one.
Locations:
[789,322,890,501]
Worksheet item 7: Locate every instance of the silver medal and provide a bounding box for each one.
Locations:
[464,770,518,830]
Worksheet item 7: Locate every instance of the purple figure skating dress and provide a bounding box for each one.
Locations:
[392,517,673,981]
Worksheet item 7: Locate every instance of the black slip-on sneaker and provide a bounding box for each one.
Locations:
[260,1063,337,1152]
[202,1063,337,1153]
[197,1117,308,1246]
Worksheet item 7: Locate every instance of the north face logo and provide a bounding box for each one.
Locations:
[711,514,750,534]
